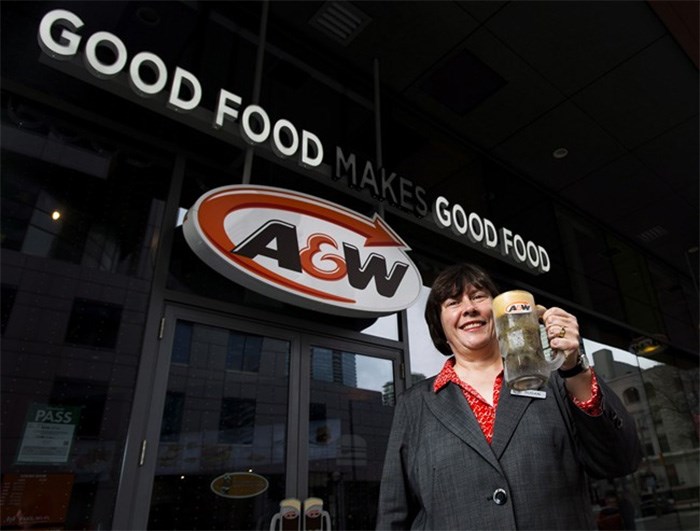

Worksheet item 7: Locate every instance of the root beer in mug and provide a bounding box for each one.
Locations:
[493,290,564,390]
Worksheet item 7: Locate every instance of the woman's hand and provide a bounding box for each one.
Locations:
[537,305,580,370]
[537,304,594,401]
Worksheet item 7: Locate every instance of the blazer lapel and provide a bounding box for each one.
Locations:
[423,383,502,473]
[490,380,534,460]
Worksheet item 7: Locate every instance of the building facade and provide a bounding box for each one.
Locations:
[1,2,697,530]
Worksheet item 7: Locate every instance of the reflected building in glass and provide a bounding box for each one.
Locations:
[590,348,699,527]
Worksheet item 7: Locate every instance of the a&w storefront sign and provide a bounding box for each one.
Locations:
[183,185,422,317]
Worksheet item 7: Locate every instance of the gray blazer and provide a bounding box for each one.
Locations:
[376,372,641,530]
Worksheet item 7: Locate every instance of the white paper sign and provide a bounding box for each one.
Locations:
[17,404,80,464]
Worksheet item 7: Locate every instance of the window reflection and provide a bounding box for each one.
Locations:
[226,333,262,372]
[624,387,641,405]
[583,339,699,529]
[2,146,166,279]
[1,104,169,529]
[161,392,185,442]
[65,298,123,349]
[219,397,256,445]
[307,348,395,530]
[171,322,193,365]
[50,378,108,439]
[151,320,291,530]
[1,284,17,334]
[311,348,357,387]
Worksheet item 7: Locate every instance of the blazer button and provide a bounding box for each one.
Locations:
[492,488,508,505]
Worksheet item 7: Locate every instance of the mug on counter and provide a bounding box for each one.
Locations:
[492,290,564,391]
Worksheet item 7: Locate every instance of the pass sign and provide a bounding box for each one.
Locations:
[183,185,422,317]
[16,404,80,464]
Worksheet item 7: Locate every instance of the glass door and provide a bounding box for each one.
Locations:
[301,337,401,531]
[137,306,402,530]
[145,307,299,530]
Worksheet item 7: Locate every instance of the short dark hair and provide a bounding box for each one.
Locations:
[424,263,500,356]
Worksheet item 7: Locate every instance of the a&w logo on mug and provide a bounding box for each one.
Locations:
[505,302,532,314]
[183,185,423,317]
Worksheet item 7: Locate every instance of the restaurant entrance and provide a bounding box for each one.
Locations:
[125,304,402,530]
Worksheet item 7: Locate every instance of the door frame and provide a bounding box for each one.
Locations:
[117,302,405,529]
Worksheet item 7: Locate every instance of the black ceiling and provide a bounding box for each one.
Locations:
[258,0,699,287]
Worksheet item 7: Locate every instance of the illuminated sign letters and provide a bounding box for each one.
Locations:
[37,9,323,168]
[334,146,429,218]
[433,196,550,273]
[37,8,551,274]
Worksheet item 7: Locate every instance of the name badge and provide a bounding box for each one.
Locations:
[510,389,547,399]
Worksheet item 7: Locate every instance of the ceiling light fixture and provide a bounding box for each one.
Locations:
[552,147,569,159]
[309,2,371,46]
[630,336,667,356]
[636,225,668,243]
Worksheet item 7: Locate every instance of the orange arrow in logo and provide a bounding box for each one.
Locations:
[197,187,407,252]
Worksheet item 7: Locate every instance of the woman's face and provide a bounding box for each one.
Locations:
[439,284,496,356]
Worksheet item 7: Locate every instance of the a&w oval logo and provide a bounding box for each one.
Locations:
[505,302,532,314]
[183,185,423,317]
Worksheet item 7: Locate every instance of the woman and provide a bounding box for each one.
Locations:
[377,263,641,530]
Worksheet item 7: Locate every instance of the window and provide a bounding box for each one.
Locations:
[219,397,256,444]
[171,321,193,364]
[644,443,655,456]
[226,332,262,372]
[644,382,656,399]
[50,378,108,439]
[665,465,680,487]
[1,146,167,278]
[310,402,327,422]
[623,387,641,405]
[1,284,17,334]
[160,392,185,442]
[311,348,358,386]
[65,298,122,349]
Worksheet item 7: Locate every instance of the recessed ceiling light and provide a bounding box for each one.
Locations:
[636,225,668,243]
[309,2,372,46]
[552,148,569,159]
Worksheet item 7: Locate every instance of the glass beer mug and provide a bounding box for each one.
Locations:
[492,290,565,390]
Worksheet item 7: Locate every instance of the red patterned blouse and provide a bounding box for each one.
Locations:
[433,357,602,444]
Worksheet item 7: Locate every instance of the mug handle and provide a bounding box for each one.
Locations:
[547,348,566,371]
[537,305,566,372]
